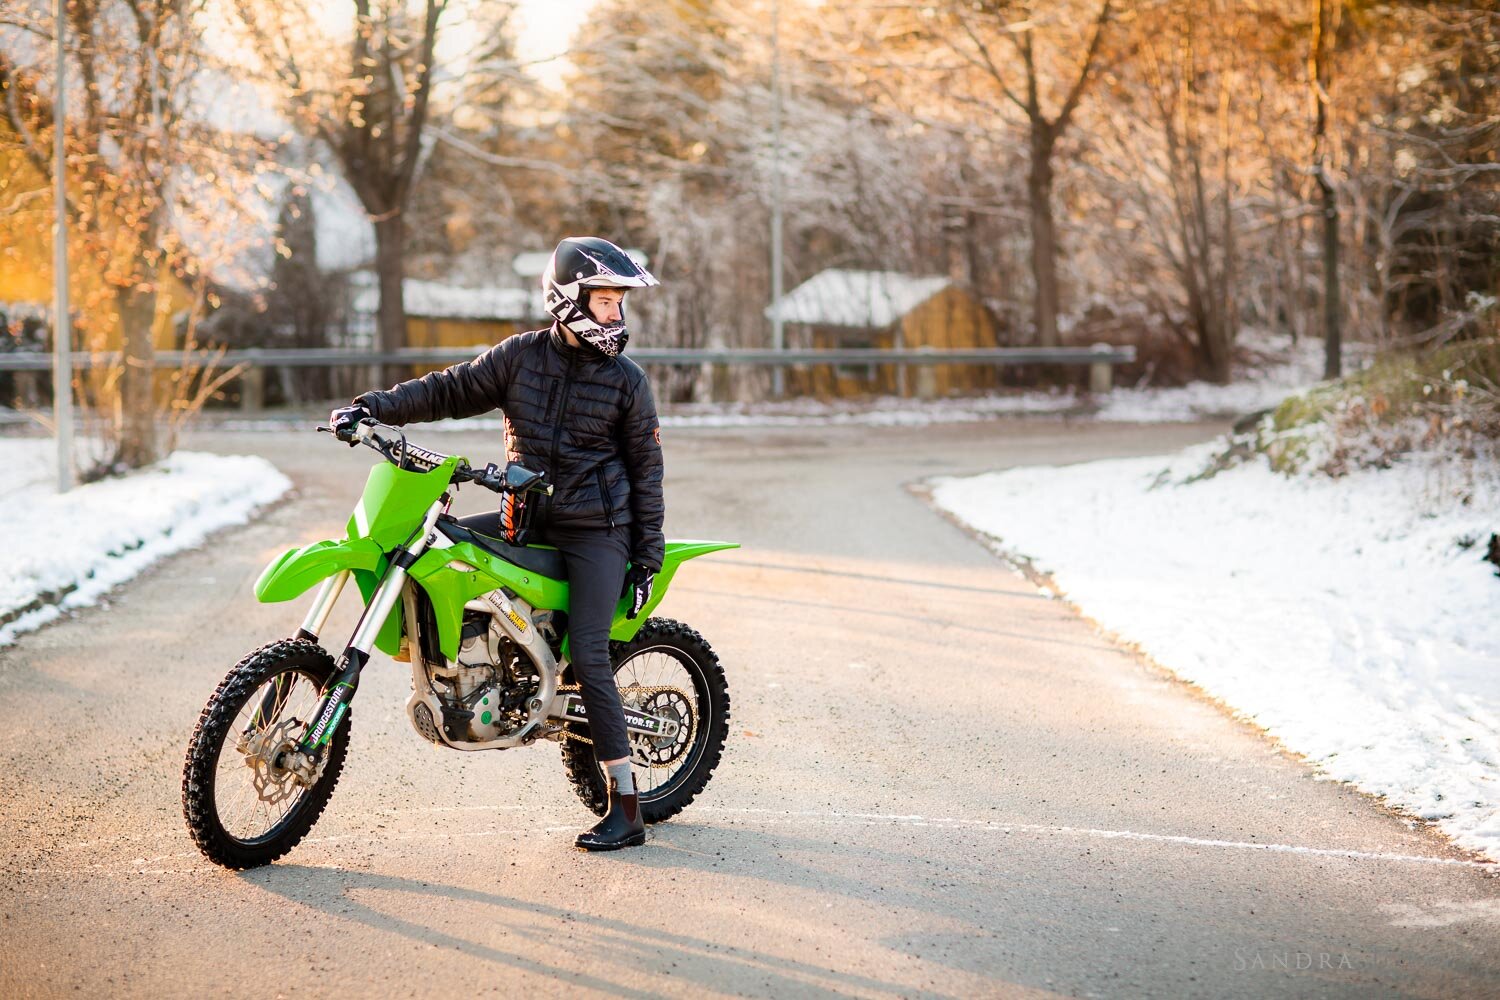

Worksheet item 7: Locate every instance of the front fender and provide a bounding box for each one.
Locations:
[255,536,385,603]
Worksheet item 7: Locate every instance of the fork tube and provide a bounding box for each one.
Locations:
[297,570,350,642]
[297,501,447,755]
[347,563,412,655]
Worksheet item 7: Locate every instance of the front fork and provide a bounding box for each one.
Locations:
[286,500,446,758]
[251,569,354,731]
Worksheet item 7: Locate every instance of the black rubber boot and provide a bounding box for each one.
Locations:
[575,779,646,851]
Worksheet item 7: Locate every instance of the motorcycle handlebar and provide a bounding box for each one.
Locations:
[320,419,550,496]
[453,461,554,496]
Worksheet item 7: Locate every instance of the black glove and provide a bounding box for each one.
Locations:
[329,403,371,443]
[622,564,655,620]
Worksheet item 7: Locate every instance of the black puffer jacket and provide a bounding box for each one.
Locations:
[356,327,665,570]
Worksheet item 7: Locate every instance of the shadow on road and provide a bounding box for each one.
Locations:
[241,863,935,998]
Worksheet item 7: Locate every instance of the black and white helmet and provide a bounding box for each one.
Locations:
[542,236,659,357]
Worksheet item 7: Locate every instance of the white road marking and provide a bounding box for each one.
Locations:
[692,808,1497,869]
[30,808,1495,874]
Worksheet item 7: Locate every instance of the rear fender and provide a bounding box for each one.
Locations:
[600,540,739,647]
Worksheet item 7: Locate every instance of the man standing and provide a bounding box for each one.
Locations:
[331,236,664,851]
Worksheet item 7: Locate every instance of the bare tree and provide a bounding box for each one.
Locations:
[233,0,449,381]
[929,0,1113,347]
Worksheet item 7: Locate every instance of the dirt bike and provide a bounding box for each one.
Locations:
[181,419,734,869]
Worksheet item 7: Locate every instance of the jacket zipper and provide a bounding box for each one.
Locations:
[547,350,576,513]
[543,379,559,420]
[596,466,616,527]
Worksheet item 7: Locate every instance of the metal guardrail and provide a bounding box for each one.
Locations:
[0,345,1134,369]
[0,344,1136,406]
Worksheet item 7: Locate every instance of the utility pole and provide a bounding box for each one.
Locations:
[769,0,785,397]
[53,0,74,492]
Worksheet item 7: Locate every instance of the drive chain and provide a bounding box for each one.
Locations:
[554,683,697,769]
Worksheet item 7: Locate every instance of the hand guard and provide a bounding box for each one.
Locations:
[622,564,654,620]
[329,403,372,443]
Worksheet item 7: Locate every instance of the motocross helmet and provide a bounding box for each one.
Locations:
[542,236,658,357]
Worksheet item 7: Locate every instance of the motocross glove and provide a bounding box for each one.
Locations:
[329,403,372,443]
[622,564,655,620]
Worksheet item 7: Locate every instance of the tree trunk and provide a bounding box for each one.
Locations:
[373,212,407,388]
[1319,171,1342,378]
[1028,135,1061,348]
[1313,0,1342,379]
[115,285,158,469]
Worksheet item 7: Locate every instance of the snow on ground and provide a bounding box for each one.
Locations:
[1095,330,1362,422]
[0,439,291,646]
[930,442,1500,861]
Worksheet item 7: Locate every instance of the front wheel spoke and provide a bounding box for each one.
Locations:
[216,674,318,840]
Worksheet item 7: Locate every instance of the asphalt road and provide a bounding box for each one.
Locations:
[2,418,1497,999]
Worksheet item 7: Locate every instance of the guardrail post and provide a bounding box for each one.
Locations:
[915,364,938,400]
[242,366,265,412]
[1088,344,1114,394]
[711,363,732,403]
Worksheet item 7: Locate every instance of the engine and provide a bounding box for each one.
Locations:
[425,593,543,743]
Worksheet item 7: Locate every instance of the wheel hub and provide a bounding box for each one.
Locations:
[238,718,323,800]
[629,689,694,767]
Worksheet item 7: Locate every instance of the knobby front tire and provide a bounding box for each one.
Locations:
[182,638,351,870]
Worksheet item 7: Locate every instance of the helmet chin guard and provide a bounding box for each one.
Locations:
[542,237,658,357]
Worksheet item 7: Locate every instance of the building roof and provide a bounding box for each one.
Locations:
[351,278,543,322]
[764,269,954,329]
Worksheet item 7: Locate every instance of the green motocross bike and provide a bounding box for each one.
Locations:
[182,419,735,869]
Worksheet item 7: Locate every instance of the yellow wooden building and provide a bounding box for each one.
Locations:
[764,269,1001,398]
[1,123,193,354]
[350,278,544,373]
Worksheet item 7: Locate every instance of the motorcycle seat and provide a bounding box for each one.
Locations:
[437,520,568,580]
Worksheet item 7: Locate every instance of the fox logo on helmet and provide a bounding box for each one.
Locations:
[543,237,659,358]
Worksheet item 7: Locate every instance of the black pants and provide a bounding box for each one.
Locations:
[457,514,633,762]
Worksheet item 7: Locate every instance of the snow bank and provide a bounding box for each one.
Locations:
[930,446,1500,861]
[0,441,292,646]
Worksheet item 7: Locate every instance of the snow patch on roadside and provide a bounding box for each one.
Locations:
[929,446,1500,861]
[0,442,292,646]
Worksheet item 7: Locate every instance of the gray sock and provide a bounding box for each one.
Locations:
[605,761,635,796]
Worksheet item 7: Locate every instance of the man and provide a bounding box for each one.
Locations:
[330,236,664,851]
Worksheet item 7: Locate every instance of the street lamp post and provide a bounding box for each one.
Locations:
[53,0,74,492]
[769,0,785,397]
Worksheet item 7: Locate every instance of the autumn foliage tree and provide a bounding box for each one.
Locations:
[1,0,257,472]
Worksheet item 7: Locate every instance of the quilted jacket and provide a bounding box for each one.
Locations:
[355,327,665,570]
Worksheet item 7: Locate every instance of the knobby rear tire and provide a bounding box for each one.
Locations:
[181,638,350,870]
[561,618,730,824]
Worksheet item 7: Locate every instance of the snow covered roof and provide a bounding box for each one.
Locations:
[351,278,544,322]
[764,269,954,329]
[511,252,553,279]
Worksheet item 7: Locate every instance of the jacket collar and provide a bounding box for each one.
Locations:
[547,322,619,365]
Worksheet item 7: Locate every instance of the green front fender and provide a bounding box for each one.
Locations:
[254,536,385,603]
[603,539,739,645]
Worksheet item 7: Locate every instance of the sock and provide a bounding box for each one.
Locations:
[605,760,635,796]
